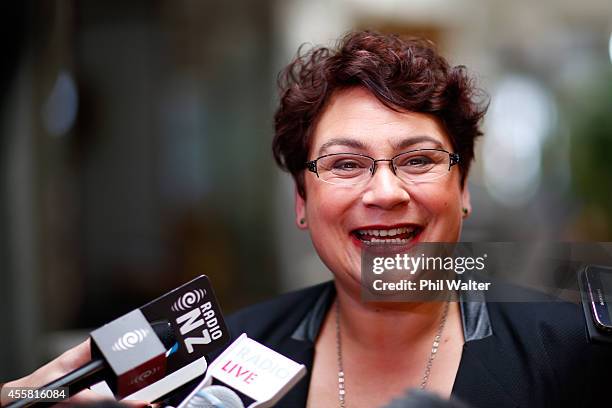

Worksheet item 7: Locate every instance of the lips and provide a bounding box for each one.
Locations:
[351,225,423,244]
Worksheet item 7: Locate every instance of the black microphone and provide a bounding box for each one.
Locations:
[6,321,176,408]
[6,275,230,408]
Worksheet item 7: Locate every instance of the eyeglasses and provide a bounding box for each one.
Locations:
[305,149,460,186]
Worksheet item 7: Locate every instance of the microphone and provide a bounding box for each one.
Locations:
[176,334,306,408]
[6,318,176,408]
[183,385,244,408]
[381,389,474,408]
[7,275,230,408]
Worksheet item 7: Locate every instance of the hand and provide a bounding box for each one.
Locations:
[0,339,149,407]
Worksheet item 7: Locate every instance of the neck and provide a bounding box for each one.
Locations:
[333,281,453,350]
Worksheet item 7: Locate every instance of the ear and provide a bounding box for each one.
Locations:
[461,186,472,218]
[295,188,308,229]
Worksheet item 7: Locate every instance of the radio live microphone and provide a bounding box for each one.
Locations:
[7,275,230,408]
[176,333,306,408]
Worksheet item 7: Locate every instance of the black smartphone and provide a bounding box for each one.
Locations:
[584,265,612,332]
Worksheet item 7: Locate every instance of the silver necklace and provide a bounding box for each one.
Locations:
[334,300,450,407]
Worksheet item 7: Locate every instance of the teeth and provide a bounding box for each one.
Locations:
[357,227,416,237]
[356,227,420,244]
[371,238,409,243]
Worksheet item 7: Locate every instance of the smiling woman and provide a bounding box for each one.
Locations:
[2,29,610,408]
[270,36,478,405]
[225,30,610,408]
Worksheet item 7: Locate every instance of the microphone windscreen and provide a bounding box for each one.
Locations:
[185,385,244,408]
[382,389,474,408]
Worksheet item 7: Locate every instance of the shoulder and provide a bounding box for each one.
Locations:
[485,284,584,343]
[486,295,587,363]
[479,280,585,347]
[457,295,612,407]
[225,281,333,343]
[485,299,612,406]
[489,299,582,331]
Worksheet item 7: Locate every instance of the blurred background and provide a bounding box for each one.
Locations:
[1,0,611,379]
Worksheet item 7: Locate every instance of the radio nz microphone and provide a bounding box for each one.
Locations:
[176,334,306,408]
[7,275,230,408]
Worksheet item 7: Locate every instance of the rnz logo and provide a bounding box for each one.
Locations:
[171,289,206,312]
[112,329,149,352]
[174,292,223,354]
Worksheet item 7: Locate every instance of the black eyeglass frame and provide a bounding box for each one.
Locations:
[305,148,461,180]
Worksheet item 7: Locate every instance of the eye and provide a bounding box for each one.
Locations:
[395,151,440,174]
[405,156,433,167]
[397,155,434,167]
[332,160,366,170]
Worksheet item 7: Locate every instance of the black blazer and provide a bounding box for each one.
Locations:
[213,281,611,408]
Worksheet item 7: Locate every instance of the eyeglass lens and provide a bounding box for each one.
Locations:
[315,150,453,185]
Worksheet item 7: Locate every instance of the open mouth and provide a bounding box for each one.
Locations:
[352,226,423,244]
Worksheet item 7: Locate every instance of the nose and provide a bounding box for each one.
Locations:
[361,162,411,210]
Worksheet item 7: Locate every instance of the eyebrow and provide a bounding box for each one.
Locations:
[317,135,444,156]
[394,136,444,150]
[317,138,368,155]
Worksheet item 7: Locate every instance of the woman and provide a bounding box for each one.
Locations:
[271,31,477,406]
[2,31,607,408]
[223,31,607,407]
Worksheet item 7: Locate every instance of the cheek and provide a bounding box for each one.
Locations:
[412,185,462,223]
[305,184,354,222]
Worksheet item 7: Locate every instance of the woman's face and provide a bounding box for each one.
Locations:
[295,87,471,289]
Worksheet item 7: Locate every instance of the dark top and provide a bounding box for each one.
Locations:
[208,280,612,408]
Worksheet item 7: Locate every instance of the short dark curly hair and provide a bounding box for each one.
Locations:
[272,30,488,198]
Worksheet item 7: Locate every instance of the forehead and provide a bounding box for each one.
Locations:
[311,87,451,156]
